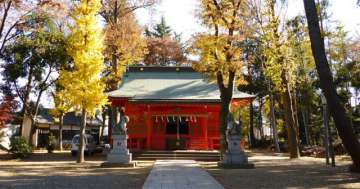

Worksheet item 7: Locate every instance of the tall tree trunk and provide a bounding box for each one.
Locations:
[282,90,300,158]
[0,0,12,40]
[99,109,106,143]
[293,90,300,135]
[258,98,264,142]
[77,109,87,163]
[301,107,310,145]
[304,0,360,172]
[29,89,45,146]
[59,115,64,151]
[217,71,235,157]
[220,99,231,155]
[270,93,280,152]
[107,105,113,144]
[249,102,256,148]
[20,67,34,136]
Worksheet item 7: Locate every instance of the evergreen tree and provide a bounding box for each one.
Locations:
[145,16,172,38]
[144,17,185,66]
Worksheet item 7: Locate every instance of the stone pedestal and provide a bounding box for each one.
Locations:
[102,135,136,167]
[218,136,254,169]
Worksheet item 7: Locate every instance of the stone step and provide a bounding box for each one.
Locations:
[134,156,220,161]
[132,150,219,155]
[132,151,221,161]
[133,153,219,157]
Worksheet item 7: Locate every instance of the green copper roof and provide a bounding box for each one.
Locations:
[108,67,255,102]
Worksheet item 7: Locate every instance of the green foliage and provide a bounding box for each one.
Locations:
[10,136,32,159]
[46,133,56,153]
[145,16,172,38]
[238,38,268,98]
[1,12,68,124]
[2,13,67,83]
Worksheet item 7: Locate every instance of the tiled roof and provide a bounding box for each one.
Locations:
[108,66,255,102]
[36,109,102,126]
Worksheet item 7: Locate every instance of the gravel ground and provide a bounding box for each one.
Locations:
[0,151,153,189]
[200,152,360,189]
[1,151,360,189]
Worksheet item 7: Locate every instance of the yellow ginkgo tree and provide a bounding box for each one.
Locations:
[191,0,253,155]
[59,0,107,163]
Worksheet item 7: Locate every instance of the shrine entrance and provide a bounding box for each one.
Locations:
[165,116,189,150]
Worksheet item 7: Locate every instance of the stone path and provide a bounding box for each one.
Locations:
[142,160,224,189]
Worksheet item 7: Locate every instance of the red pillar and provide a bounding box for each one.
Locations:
[146,113,152,150]
[203,116,209,150]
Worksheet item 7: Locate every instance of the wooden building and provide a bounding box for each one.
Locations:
[108,66,254,151]
[34,109,103,147]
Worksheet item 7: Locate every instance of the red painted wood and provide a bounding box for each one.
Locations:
[111,98,252,151]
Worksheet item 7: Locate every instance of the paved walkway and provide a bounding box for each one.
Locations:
[142,160,224,189]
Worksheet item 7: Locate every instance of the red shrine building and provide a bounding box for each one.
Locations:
[108,66,255,151]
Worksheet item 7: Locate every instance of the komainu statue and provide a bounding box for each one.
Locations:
[226,113,242,139]
[113,107,130,135]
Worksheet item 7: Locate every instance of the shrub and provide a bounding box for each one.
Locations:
[10,136,32,158]
[62,141,72,150]
[46,133,56,153]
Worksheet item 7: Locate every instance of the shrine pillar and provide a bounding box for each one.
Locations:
[203,116,209,150]
[145,112,152,149]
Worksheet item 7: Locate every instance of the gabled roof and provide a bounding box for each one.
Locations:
[36,109,102,126]
[62,112,102,126]
[36,108,55,124]
[108,66,255,102]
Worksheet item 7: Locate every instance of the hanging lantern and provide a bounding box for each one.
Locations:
[190,116,193,122]
[185,117,189,122]
[167,117,169,122]
[161,116,164,122]
[155,116,158,123]
[194,116,197,123]
[179,116,182,122]
[172,116,175,122]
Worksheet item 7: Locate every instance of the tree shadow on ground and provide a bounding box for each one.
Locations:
[0,159,153,189]
[202,156,360,189]
[0,151,106,162]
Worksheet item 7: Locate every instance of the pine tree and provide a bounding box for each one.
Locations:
[59,0,107,163]
[144,16,185,66]
[146,16,172,38]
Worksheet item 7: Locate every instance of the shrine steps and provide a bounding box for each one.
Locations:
[131,150,221,161]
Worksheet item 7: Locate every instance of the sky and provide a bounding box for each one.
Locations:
[135,0,205,42]
[135,0,360,41]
